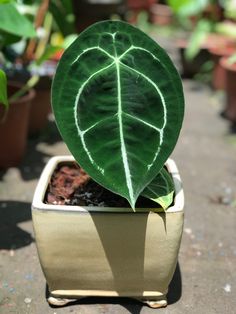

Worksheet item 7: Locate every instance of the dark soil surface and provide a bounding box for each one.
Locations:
[46,163,157,208]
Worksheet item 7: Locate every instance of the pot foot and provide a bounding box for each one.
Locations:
[48,296,78,306]
[140,297,167,308]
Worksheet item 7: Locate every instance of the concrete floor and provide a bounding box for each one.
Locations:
[0,36,236,314]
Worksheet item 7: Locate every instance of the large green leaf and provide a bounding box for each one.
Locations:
[0,2,36,38]
[141,167,174,210]
[0,69,8,110]
[52,21,184,208]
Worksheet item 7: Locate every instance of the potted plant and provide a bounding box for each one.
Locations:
[0,1,36,167]
[26,0,77,135]
[32,20,185,308]
[168,0,232,78]
[208,21,236,90]
[0,76,36,168]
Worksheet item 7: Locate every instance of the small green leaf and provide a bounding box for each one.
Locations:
[0,2,36,38]
[141,167,175,210]
[0,69,9,110]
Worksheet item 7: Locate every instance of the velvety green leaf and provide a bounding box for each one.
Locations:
[52,21,184,208]
[141,167,174,210]
[0,69,8,110]
[0,3,36,38]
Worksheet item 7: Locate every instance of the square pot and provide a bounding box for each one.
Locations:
[32,156,184,308]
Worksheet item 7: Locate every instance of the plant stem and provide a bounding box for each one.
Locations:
[8,75,39,103]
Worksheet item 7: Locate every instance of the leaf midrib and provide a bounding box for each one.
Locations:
[115,56,135,207]
[72,34,168,207]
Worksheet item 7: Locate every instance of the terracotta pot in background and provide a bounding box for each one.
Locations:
[209,45,235,90]
[177,39,211,78]
[220,57,236,123]
[177,34,235,78]
[0,83,35,168]
[149,4,172,26]
[127,0,156,24]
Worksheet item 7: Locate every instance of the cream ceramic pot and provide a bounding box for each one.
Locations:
[32,156,184,308]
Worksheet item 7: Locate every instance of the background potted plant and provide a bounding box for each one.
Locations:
[0,0,36,168]
[25,0,77,135]
[32,20,185,308]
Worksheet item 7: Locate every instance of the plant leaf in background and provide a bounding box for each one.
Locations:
[141,167,175,210]
[167,0,209,16]
[215,22,236,40]
[49,0,75,36]
[34,34,77,66]
[0,2,36,38]
[185,19,212,60]
[0,0,12,3]
[0,69,8,110]
[52,21,184,208]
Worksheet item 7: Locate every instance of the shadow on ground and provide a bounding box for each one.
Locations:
[0,201,33,249]
[46,263,182,313]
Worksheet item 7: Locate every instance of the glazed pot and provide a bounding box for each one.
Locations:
[0,83,35,168]
[220,57,236,123]
[32,155,184,308]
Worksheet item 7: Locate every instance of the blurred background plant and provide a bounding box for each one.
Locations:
[0,0,78,167]
[0,0,77,105]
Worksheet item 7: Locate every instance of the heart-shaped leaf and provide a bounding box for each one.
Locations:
[52,20,184,208]
[141,167,175,210]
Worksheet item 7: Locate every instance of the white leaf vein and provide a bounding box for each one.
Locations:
[72,37,168,200]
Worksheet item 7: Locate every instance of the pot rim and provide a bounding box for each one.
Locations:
[8,81,36,105]
[32,155,184,213]
[220,56,236,72]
